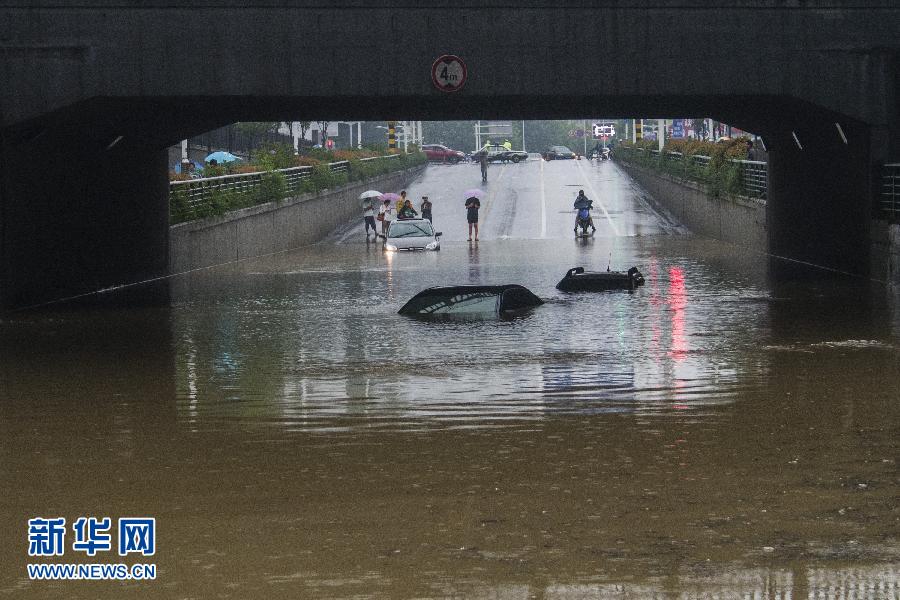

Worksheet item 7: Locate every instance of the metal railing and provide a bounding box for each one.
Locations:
[618,147,767,202]
[880,163,900,222]
[170,154,401,217]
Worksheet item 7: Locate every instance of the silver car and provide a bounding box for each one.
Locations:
[384,219,441,251]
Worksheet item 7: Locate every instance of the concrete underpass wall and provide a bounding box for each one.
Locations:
[617,161,767,251]
[871,220,900,285]
[168,165,426,273]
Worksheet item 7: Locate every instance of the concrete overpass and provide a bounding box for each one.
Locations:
[1,1,898,307]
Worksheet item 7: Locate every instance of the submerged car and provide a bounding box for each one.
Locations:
[541,145,577,160]
[384,219,441,251]
[398,285,544,316]
[556,266,645,292]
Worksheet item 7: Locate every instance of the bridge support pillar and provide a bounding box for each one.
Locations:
[766,118,872,278]
[0,129,169,309]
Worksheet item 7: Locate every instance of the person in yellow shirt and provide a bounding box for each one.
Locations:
[503,139,512,151]
[396,190,408,214]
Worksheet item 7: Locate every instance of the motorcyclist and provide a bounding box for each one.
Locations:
[573,190,597,234]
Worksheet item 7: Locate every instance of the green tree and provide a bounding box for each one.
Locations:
[233,122,279,152]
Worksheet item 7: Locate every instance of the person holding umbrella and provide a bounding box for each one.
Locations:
[359,190,382,236]
[463,189,484,241]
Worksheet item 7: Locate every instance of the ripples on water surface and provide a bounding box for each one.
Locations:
[1,235,898,598]
[167,238,794,431]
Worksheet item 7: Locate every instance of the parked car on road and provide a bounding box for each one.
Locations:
[422,144,466,163]
[541,146,577,160]
[474,145,529,164]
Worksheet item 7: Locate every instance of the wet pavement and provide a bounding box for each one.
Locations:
[1,157,898,598]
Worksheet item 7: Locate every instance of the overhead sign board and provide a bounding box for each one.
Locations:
[431,55,467,93]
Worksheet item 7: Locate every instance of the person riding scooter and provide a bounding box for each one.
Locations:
[573,190,597,234]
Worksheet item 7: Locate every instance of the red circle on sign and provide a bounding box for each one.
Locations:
[431,55,467,93]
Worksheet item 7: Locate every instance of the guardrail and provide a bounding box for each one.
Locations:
[622,147,767,202]
[170,154,400,211]
[881,163,900,223]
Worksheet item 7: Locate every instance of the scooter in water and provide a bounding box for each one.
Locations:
[574,207,596,236]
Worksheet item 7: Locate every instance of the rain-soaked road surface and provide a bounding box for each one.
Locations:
[1,157,898,598]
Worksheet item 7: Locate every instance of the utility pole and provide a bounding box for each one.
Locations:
[583,119,588,156]
[521,120,526,152]
[658,119,665,152]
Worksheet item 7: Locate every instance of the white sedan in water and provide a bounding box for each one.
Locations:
[384,219,442,251]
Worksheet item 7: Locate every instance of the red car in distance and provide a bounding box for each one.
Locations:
[422,144,467,163]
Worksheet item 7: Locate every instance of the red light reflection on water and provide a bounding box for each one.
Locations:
[668,267,688,361]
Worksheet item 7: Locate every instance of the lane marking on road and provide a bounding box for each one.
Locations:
[576,159,621,236]
[338,223,358,243]
[479,163,508,228]
[540,159,547,238]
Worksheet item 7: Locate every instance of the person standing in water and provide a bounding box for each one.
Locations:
[479,152,488,182]
[379,198,395,237]
[465,195,480,241]
[362,198,377,236]
[420,196,433,223]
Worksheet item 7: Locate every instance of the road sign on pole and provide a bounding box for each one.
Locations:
[431,55,467,93]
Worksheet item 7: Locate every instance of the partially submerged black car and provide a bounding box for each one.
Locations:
[556,267,645,292]
[398,285,544,317]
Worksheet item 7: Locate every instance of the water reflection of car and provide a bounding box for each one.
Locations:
[385,219,442,251]
[541,146,577,160]
[475,145,529,163]
[422,144,466,163]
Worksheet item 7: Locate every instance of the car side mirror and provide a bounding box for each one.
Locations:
[435,232,443,237]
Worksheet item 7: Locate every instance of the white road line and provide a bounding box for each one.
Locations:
[576,159,621,236]
[540,159,547,238]
[338,223,359,243]
[480,163,507,226]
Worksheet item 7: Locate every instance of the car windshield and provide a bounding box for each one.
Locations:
[389,221,434,238]
[553,146,571,152]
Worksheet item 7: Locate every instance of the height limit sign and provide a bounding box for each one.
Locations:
[431,55,467,93]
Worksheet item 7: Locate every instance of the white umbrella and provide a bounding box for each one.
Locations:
[359,190,382,207]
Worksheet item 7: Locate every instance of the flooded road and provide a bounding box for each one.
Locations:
[1,158,898,598]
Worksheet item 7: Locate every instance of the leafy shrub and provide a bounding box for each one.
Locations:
[619,137,753,198]
[169,150,427,224]
[251,142,297,170]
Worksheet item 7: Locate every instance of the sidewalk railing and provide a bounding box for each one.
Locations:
[170,154,400,212]
[621,147,767,202]
[169,154,402,222]
[881,163,900,223]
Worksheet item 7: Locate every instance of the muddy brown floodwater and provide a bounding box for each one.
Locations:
[1,160,898,598]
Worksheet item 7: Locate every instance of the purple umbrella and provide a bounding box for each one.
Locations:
[463,189,485,200]
[382,192,402,202]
